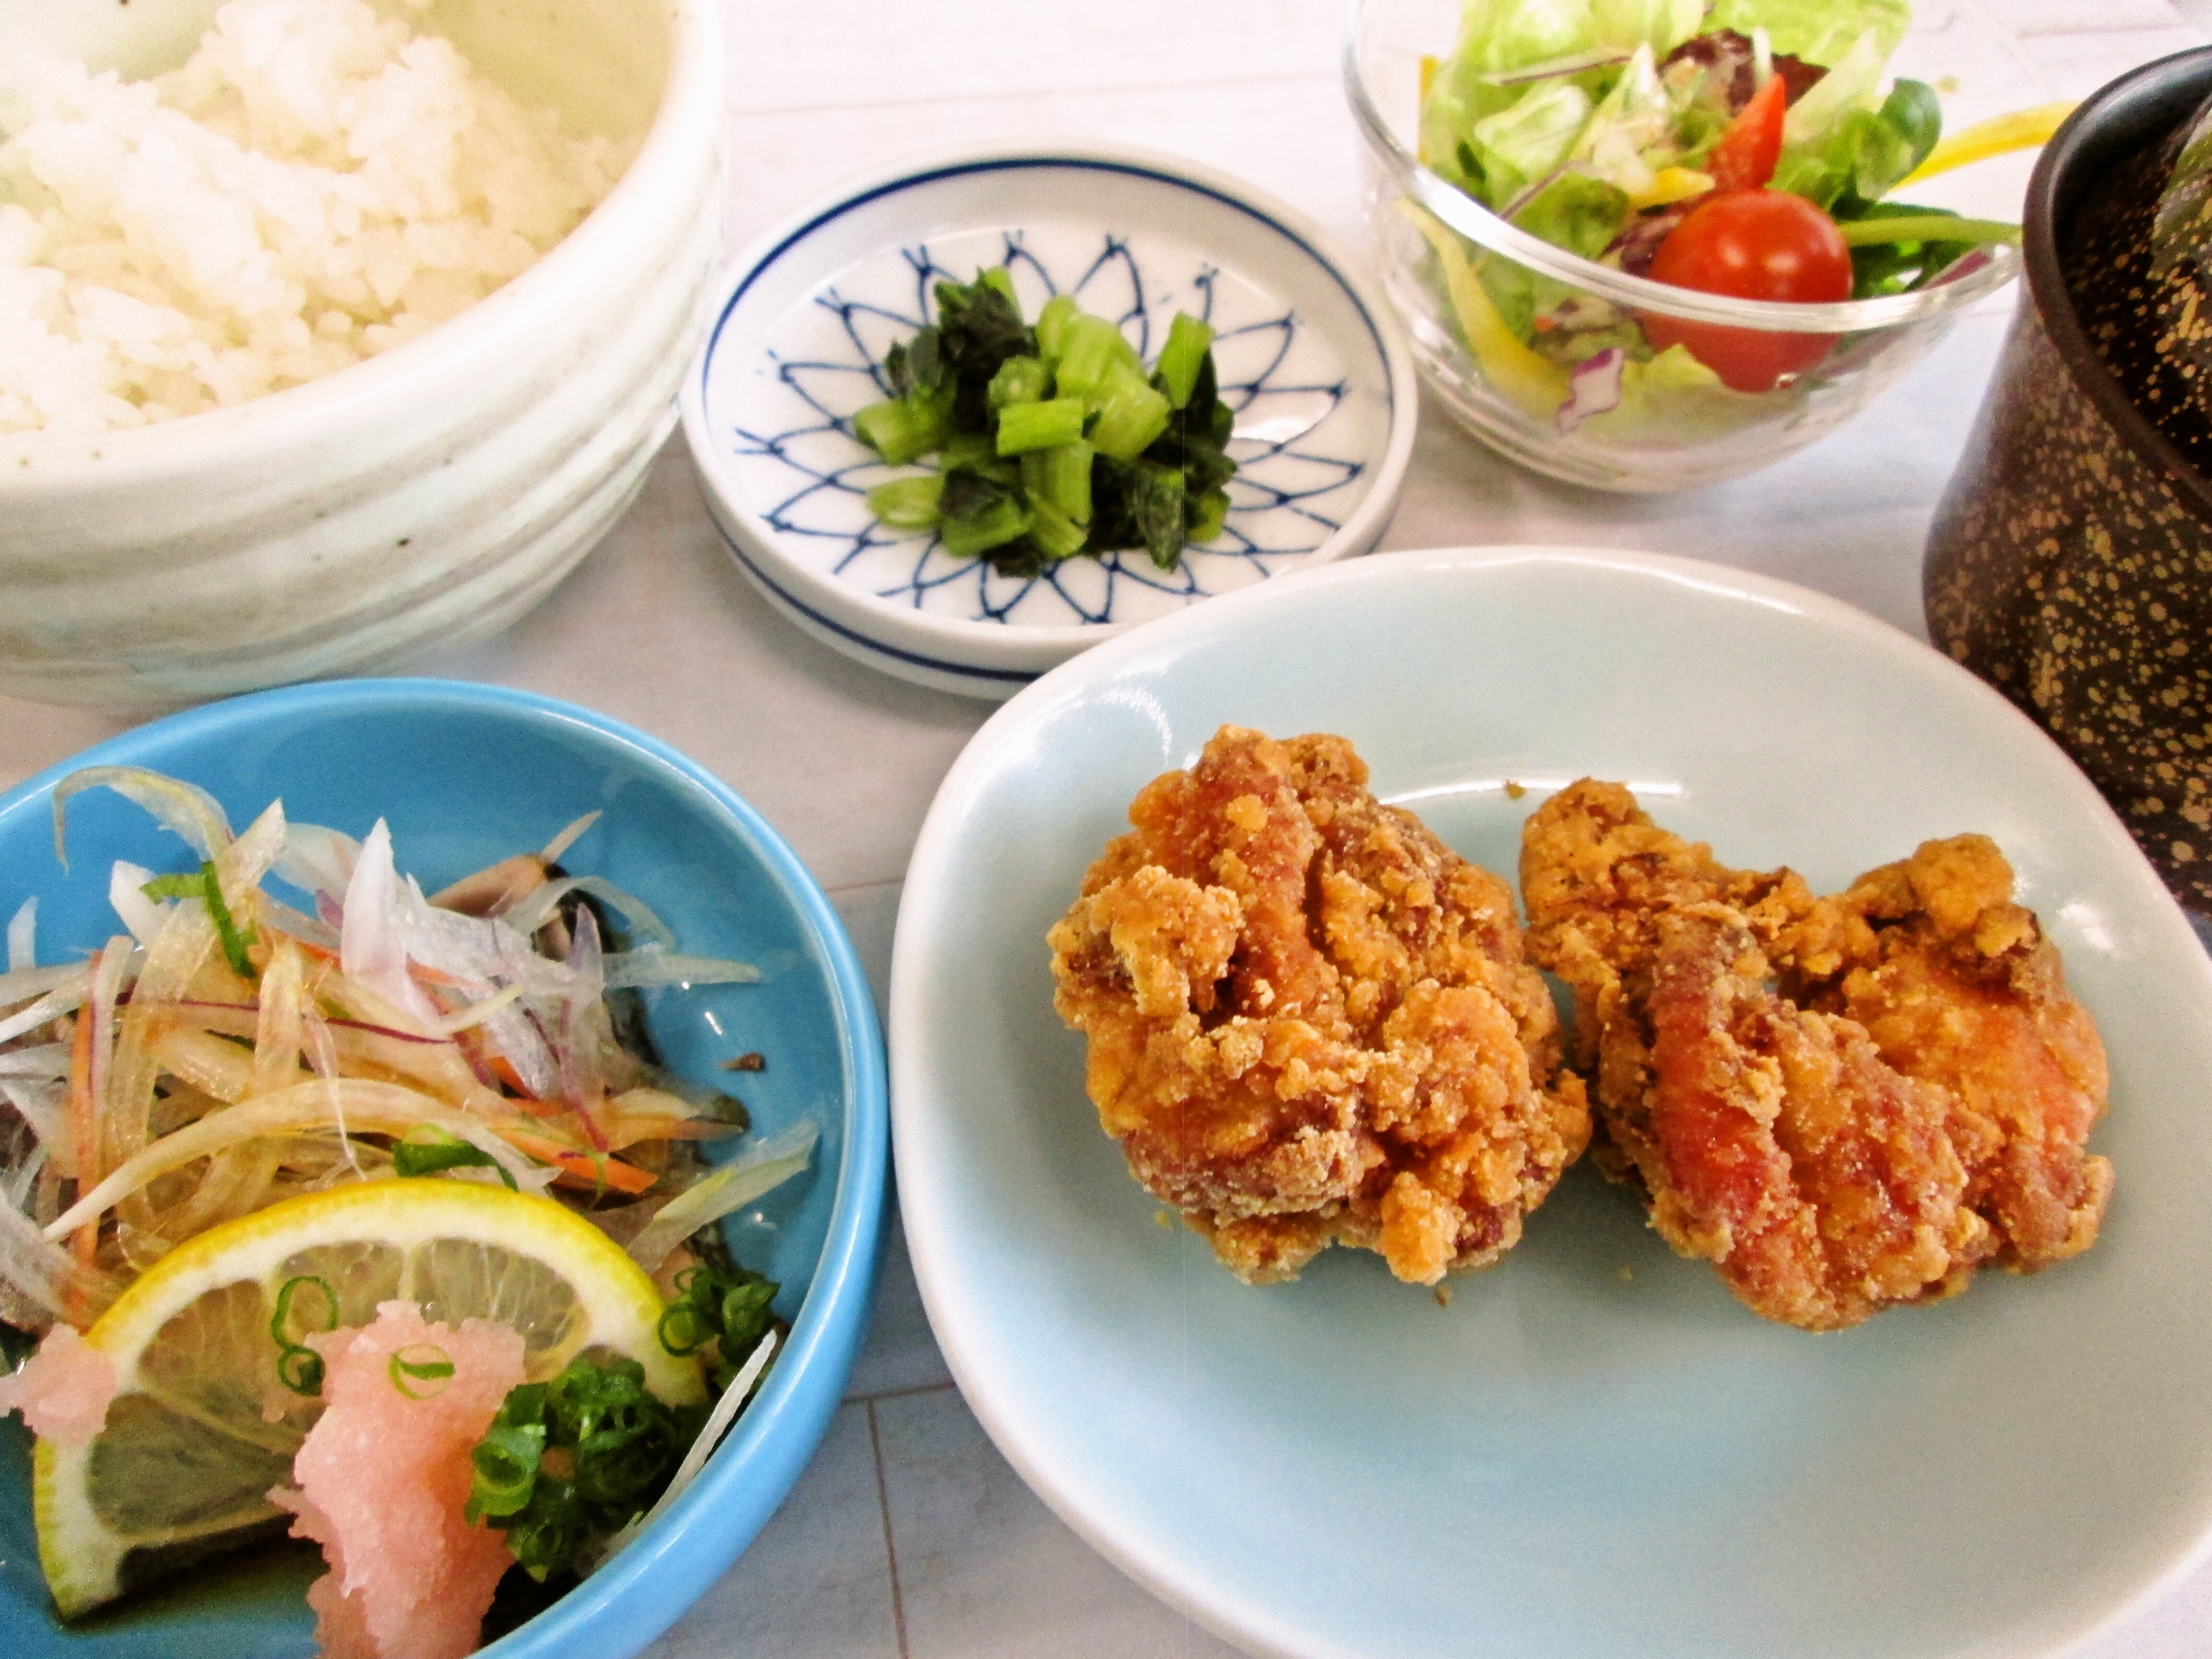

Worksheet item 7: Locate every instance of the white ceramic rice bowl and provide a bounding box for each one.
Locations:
[0,0,726,710]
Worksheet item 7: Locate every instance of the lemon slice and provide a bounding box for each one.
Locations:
[34,1178,703,1619]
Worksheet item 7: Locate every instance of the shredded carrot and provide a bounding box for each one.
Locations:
[497,1129,655,1195]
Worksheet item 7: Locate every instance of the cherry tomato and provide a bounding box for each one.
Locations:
[1641,188,1853,394]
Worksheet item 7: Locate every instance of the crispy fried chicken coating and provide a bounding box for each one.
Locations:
[1047,727,1589,1286]
[1520,779,2110,1330]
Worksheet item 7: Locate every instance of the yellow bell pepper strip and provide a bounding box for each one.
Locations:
[1900,102,2077,187]
[1630,167,1716,209]
[1396,199,1570,421]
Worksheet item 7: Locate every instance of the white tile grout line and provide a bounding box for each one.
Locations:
[865,1398,914,1659]
[851,1380,958,1406]
[823,875,903,898]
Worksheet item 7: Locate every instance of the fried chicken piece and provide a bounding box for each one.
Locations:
[1521,780,2111,1329]
[1822,838,2113,1269]
[1047,726,1589,1286]
[1603,909,1988,1329]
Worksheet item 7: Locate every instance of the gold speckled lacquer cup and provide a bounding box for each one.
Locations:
[1927,48,2212,917]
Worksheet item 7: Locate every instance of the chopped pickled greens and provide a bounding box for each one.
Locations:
[852,269,1237,577]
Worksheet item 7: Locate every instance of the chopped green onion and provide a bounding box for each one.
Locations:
[142,862,257,976]
[986,355,1050,409]
[465,1419,547,1521]
[995,397,1086,456]
[656,1299,716,1357]
[270,1274,338,1396]
[866,474,944,529]
[389,1343,455,1399]
[392,1126,519,1189]
[1154,313,1215,409]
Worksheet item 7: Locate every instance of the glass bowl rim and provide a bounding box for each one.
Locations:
[1343,0,2021,335]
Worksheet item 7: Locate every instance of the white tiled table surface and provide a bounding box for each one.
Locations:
[6,2,2211,1653]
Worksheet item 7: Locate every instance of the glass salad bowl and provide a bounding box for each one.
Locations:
[1346,0,2023,493]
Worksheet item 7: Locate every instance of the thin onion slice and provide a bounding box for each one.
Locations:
[0,1200,119,1329]
[0,1042,69,1080]
[623,1121,817,1274]
[501,877,678,952]
[53,767,233,869]
[0,960,84,1009]
[7,896,36,973]
[538,812,601,866]
[43,1079,554,1241]
[0,980,89,1048]
[602,950,760,989]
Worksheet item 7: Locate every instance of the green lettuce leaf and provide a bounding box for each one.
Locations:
[1516,171,1633,260]
[1467,80,1595,204]
[1581,343,1783,442]
[1770,29,1918,208]
[1703,0,1911,66]
[1589,0,1704,55]
[1573,44,1675,196]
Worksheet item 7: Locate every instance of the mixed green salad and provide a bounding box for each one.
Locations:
[1414,0,2020,418]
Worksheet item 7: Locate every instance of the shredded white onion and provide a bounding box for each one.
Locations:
[0,960,85,1009]
[624,1121,818,1274]
[602,949,761,990]
[53,767,233,869]
[6,897,35,973]
[539,812,602,866]
[0,1201,119,1328]
[502,877,678,951]
[42,1079,556,1240]
[107,862,169,948]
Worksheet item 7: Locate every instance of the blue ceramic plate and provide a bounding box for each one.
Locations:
[0,680,887,1659]
[891,546,2212,1659]
[682,141,1416,700]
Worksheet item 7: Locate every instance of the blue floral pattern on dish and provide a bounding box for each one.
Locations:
[708,228,1370,629]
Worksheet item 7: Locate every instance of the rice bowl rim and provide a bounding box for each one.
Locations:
[0,0,724,490]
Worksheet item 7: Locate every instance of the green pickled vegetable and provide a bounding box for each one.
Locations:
[852,268,1238,577]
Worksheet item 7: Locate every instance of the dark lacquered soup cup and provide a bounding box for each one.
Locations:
[1927,47,2212,919]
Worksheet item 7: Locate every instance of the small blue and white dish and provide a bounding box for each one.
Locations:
[0,680,889,1659]
[681,142,1417,699]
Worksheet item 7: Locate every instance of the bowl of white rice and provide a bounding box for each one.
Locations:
[0,0,725,709]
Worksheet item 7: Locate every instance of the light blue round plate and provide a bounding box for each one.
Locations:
[682,141,1416,700]
[890,545,2212,1659]
[0,680,888,1659]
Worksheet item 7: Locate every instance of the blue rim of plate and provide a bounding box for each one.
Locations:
[705,508,1040,689]
[685,144,1415,689]
[0,679,890,1659]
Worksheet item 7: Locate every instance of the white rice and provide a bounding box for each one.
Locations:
[0,0,628,442]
